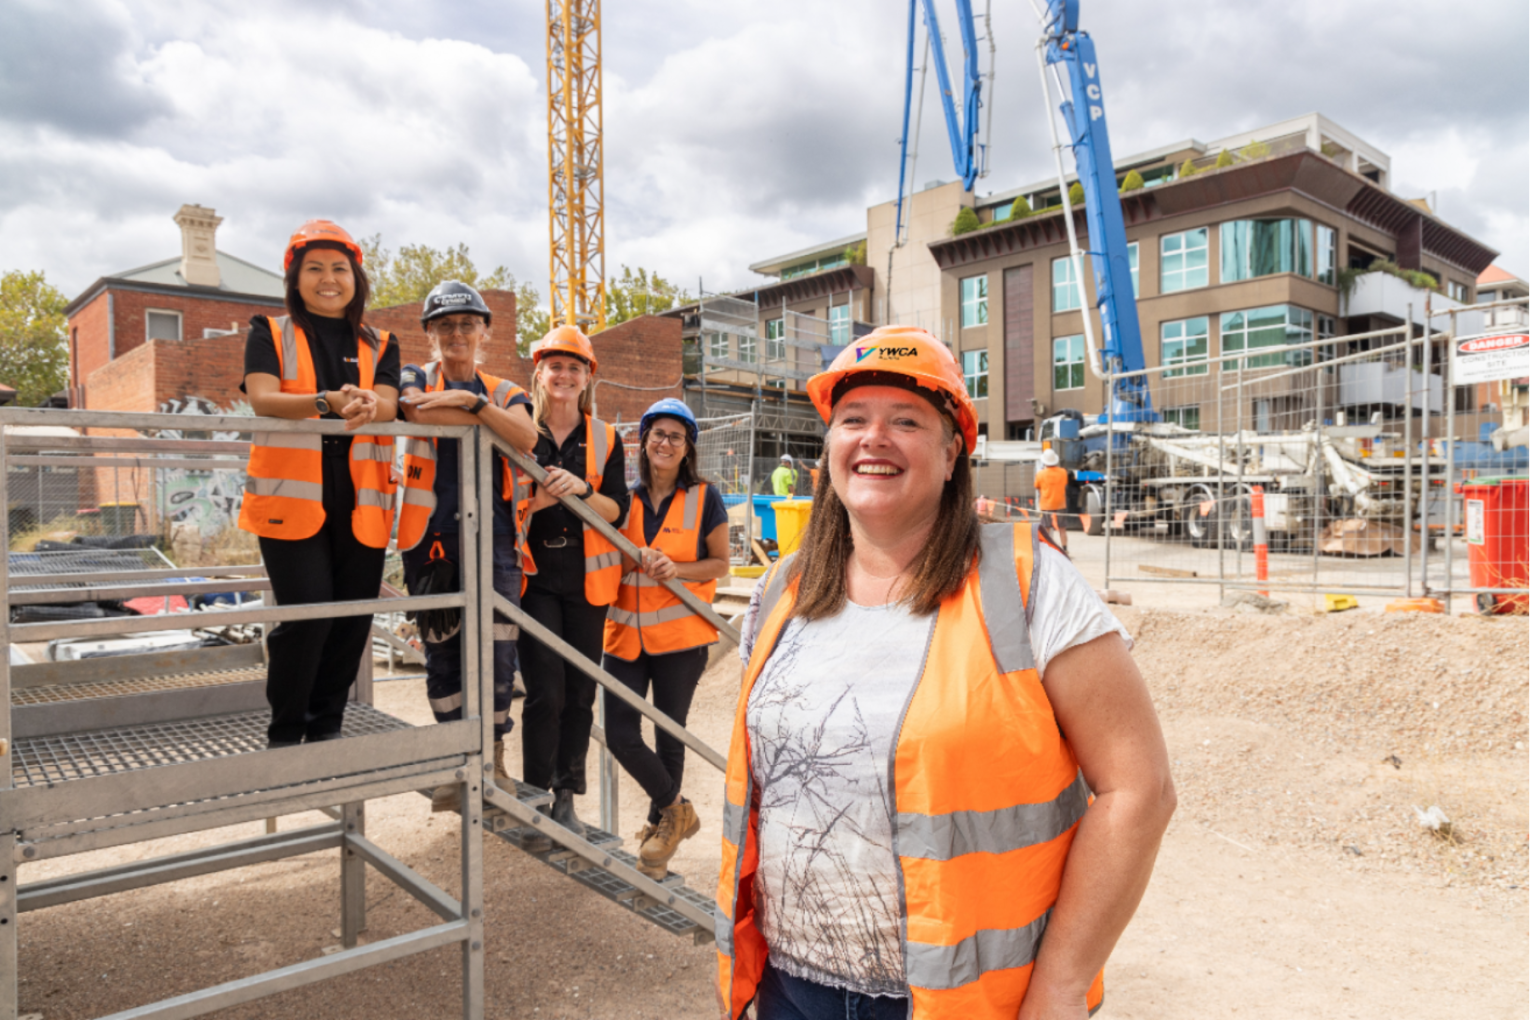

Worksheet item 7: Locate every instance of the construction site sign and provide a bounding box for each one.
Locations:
[1451,332,1530,386]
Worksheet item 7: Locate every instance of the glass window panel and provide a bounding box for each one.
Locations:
[1297,219,1313,278]
[961,275,989,327]
[1160,228,1208,292]
[1161,317,1210,377]
[765,317,785,360]
[1220,305,1313,369]
[1128,242,1139,298]
[962,349,989,399]
[829,305,849,345]
[1222,219,1316,282]
[1052,258,1081,311]
[739,332,756,364]
[1316,224,1336,285]
[1052,334,1085,390]
[1163,406,1200,431]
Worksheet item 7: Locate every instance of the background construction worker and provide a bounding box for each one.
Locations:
[770,453,797,497]
[517,326,629,835]
[600,398,729,880]
[1036,446,1071,549]
[719,326,1174,1020]
[396,280,538,812]
[239,220,400,749]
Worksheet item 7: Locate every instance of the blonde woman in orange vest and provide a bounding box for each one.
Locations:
[718,327,1175,1020]
[600,398,729,880]
[517,326,629,834]
[240,220,400,748]
[396,281,538,811]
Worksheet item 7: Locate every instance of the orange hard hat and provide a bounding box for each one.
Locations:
[530,325,598,373]
[284,219,363,271]
[806,325,978,453]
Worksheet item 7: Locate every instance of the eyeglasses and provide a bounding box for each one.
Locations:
[430,321,484,337]
[647,430,688,448]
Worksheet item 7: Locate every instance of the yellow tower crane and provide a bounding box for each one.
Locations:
[546,0,606,332]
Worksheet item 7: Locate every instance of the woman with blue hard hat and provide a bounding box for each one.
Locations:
[600,397,730,879]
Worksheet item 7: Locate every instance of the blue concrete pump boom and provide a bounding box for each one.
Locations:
[1041,0,1156,422]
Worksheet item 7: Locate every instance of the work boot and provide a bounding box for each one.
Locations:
[550,788,584,836]
[635,821,658,847]
[493,741,511,783]
[431,782,461,814]
[638,799,699,879]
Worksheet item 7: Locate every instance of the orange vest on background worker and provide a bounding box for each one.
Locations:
[1036,464,1070,512]
[395,361,529,551]
[603,483,719,660]
[238,315,397,547]
[516,415,622,605]
[716,522,1103,1020]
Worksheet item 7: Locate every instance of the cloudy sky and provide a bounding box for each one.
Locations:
[2,0,1525,306]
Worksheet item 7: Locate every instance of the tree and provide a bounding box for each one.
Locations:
[603,266,693,328]
[1178,158,1200,178]
[1240,138,1271,161]
[1067,181,1086,207]
[1214,148,1235,168]
[1005,196,1032,220]
[358,236,547,353]
[951,207,981,235]
[843,240,867,266]
[1119,169,1145,192]
[0,270,69,406]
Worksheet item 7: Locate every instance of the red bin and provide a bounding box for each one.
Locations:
[1459,475,1528,614]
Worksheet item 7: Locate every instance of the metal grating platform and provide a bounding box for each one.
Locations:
[8,548,174,589]
[13,703,411,788]
[12,666,267,706]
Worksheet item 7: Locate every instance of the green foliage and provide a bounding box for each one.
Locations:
[1067,182,1086,207]
[604,266,693,328]
[1338,259,1445,302]
[1214,149,1235,168]
[1003,196,1032,221]
[1178,159,1200,178]
[1119,169,1145,192]
[951,207,982,235]
[1240,138,1271,161]
[0,270,69,406]
[843,240,868,266]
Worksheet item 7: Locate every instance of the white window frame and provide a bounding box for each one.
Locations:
[960,275,989,327]
[1159,228,1209,293]
[1161,317,1210,377]
[1220,305,1314,370]
[1162,405,1201,431]
[1316,223,1338,285]
[707,332,729,360]
[765,317,785,360]
[962,349,989,399]
[1053,334,1086,391]
[738,332,756,364]
[829,305,850,345]
[1052,258,1082,312]
[145,308,183,343]
[1127,242,1139,298]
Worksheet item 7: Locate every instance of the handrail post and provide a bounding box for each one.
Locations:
[0,425,17,1019]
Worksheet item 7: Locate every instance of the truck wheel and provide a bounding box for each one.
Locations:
[1083,487,1105,536]
[1221,495,1255,551]
[1185,489,1217,548]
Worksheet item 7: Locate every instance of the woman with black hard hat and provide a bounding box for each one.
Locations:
[397,280,538,812]
[240,219,400,748]
[515,325,628,835]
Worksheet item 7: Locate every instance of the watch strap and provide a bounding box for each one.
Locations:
[469,394,489,415]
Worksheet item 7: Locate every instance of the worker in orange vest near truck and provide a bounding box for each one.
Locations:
[239,220,401,748]
[1036,447,1071,550]
[396,281,539,812]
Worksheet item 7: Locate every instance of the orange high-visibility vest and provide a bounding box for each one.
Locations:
[395,361,528,551]
[238,315,397,547]
[602,482,719,660]
[715,522,1103,1019]
[518,415,622,606]
[1036,465,1069,512]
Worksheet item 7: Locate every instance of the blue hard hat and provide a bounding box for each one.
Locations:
[641,398,697,442]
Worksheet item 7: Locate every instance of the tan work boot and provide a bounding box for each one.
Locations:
[431,783,461,814]
[493,741,511,783]
[635,821,657,847]
[638,799,700,879]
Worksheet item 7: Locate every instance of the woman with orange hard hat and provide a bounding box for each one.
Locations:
[717,326,1176,1020]
[239,219,401,749]
[516,324,629,834]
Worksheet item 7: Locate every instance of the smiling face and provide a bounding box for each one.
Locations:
[535,353,590,404]
[644,416,692,478]
[827,385,962,529]
[428,313,487,367]
[295,248,356,318]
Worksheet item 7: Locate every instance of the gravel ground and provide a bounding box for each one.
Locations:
[15,603,1527,1019]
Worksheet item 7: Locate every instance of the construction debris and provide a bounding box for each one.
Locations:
[1413,805,1455,840]
[1320,519,1421,557]
[1220,591,1289,614]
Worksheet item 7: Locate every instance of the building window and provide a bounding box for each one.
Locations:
[1160,228,1209,293]
[960,275,989,327]
[1162,405,1200,431]
[146,310,182,342]
[1220,305,1314,369]
[1127,242,1139,298]
[1052,257,1082,312]
[1161,317,1210,377]
[707,332,728,361]
[1447,280,1468,302]
[765,317,785,360]
[962,350,989,399]
[738,332,756,364]
[1053,334,1086,391]
[829,305,850,345]
[1316,224,1337,285]
[1220,219,1314,282]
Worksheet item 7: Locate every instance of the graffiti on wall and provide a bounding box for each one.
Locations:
[156,397,253,533]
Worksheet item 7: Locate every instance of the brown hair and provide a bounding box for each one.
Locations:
[530,356,594,424]
[638,418,703,491]
[788,414,979,620]
[284,242,370,340]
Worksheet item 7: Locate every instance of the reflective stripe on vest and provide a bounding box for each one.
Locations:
[238,315,397,547]
[715,522,1103,1019]
[603,483,717,660]
[517,415,621,605]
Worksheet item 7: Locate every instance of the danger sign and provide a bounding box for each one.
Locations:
[1451,332,1530,386]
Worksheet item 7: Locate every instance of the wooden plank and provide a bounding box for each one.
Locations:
[1137,564,1198,578]
[750,540,772,567]
[12,643,264,689]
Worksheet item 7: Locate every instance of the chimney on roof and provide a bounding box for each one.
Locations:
[173,204,223,288]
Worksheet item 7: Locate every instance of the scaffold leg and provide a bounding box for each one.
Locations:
[460,761,485,1019]
[340,801,366,948]
[0,831,15,1020]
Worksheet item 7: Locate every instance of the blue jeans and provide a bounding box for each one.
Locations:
[756,962,910,1020]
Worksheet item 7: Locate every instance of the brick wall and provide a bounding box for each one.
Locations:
[588,315,684,423]
[365,289,520,380]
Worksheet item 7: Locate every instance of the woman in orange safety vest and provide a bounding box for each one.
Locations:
[239,220,400,749]
[396,280,539,813]
[718,326,1177,1020]
[517,326,629,835]
[599,398,729,881]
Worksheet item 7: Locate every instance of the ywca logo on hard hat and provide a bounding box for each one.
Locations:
[853,344,919,363]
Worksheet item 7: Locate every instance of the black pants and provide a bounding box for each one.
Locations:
[258,452,386,745]
[601,646,708,825]
[401,532,520,741]
[517,559,606,793]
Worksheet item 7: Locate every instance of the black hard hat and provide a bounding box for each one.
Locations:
[421,280,492,327]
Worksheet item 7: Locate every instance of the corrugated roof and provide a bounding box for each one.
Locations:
[112,251,284,298]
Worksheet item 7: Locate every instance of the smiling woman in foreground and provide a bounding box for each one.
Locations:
[716,326,1176,1020]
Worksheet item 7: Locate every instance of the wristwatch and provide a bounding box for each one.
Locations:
[576,480,595,500]
[314,393,331,415]
[468,394,489,415]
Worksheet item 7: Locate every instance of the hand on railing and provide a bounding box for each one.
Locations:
[338,385,379,431]
[640,548,679,582]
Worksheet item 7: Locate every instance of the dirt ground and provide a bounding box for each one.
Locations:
[15,603,1528,1019]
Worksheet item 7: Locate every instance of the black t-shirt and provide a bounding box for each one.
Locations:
[399,364,531,536]
[241,313,403,410]
[525,419,631,556]
[631,481,729,558]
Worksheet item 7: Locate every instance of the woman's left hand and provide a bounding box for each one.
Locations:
[405,389,478,412]
[1016,980,1090,1020]
[641,548,678,581]
[338,384,379,430]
